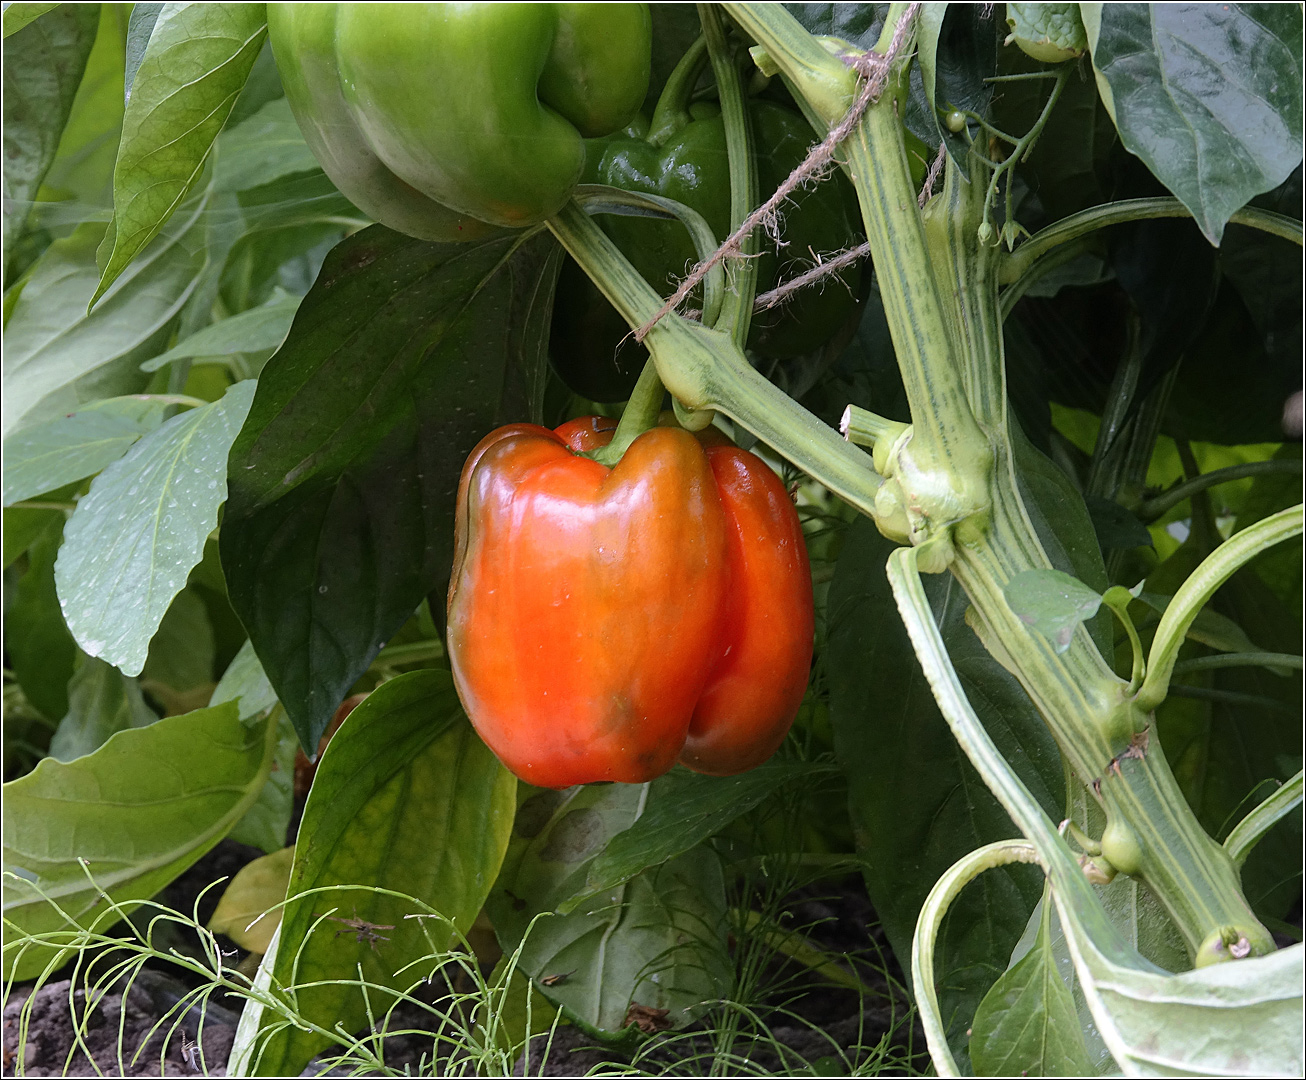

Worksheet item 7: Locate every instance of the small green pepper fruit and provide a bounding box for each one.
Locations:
[268,3,652,241]
[549,39,865,401]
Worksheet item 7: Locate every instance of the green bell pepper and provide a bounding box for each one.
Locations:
[268,3,652,241]
[550,36,866,401]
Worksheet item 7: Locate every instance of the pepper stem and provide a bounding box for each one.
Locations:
[648,36,709,146]
[589,358,665,467]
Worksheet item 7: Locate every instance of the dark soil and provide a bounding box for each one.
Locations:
[3,841,925,1078]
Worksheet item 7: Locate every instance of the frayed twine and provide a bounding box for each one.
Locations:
[633,2,923,343]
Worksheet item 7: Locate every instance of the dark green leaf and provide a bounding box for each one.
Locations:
[2,702,277,981]
[54,382,255,677]
[2,185,211,437]
[3,507,64,568]
[93,3,267,303]
[213,96,319,194]
[1004,569,1104,654]
[828,518,1062,1067]
[222,227,561,752]
[1083,3,1304,244]
[141,586,216,695]
[562,759,828,912]
[1084,493,1154,553]
[912,3,1002,175]
[250,670,515,1076]
[6,517,77,721]
[487,784,731,1033]
[2,2,99,261]
[783,3,888,49]
[48,653,157,762]
[969,903,1095,1076]
[2,395,167,505]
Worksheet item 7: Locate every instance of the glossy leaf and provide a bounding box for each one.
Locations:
[141,293,299,372]
[54,382,255,677]
[487,783,731,1034]
[1,2,99,257]
[2,188,209,438]
[93,3,267,303]
[2,702,277,981]
[3,507,64,568]
[213,96,319,194]
[2,396,168,506]
[249,670,515,1077]
[6,517,77,722]
[969,901,1096,1077]
[1004,568,1103,654]
[1082,3,1305,244]
[221,227,561,752]
[563,758,829,912]
[122,3,162,103]
[48,654,157,762]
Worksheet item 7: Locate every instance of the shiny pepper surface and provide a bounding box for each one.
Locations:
[447,417,814,788]
[268,3,651,241]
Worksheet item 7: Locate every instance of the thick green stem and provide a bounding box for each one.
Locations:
[700,3,758,352]
[729,1,1278,961]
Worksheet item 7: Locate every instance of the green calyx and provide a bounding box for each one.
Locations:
[268,3,651,241]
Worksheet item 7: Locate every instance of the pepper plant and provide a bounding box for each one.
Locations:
[2,3,1302,1077]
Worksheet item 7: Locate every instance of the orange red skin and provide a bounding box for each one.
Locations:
[447,417,813,788]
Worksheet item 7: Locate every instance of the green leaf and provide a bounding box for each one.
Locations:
[140,293,299,372]
[2,2,99,258]
[141,586,216,696]
[2,701,277,981]
[54,382,255,677]
[911,3,1001,176]
[211,641,294,855]
[213,95,320,194]
[211,637,278,723]
[3,4,64,38]
[487,783,731,1034]
[48,653,157,762]
[247,670,515,1077]
[562,759,829,913]
[3,506,64,568]
[1004,568,1104,654]
[35,5,127,212]
[2,395,168,506]
[969,900,1096,1077]
[1081,3,1304,244]
[221,226,561,752]
[93,3,267,303]
[2,187,210,437]
[6,516,77,721]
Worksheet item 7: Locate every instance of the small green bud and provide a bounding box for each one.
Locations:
[944,109,966,133]
[977,222,994,244]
